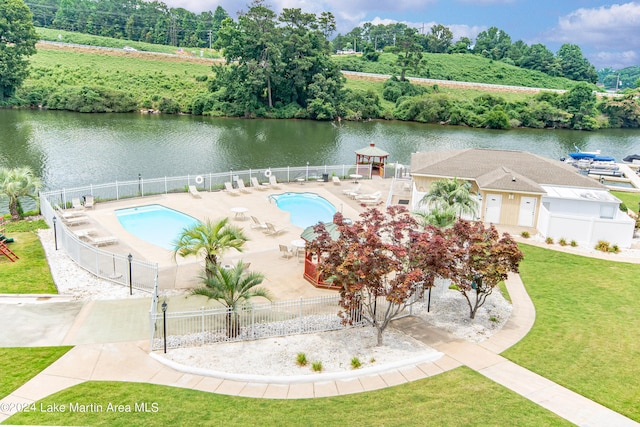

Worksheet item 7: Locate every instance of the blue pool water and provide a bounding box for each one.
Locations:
[271,192,337,229]
[115,204,200,250]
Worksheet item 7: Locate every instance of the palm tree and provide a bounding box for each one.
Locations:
[414,206,457,229]
[419,177,478,219]
[193,261,272,338]
[173,218,248,280]
[0,167,43,221]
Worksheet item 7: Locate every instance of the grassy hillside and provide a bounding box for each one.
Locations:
[36,27,221,59]
[333,52,585,90]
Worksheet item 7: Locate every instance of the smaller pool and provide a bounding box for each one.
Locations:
[270,192,337,229]
[115,204,200,250]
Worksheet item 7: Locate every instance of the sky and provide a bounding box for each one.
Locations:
[160,0,640,71]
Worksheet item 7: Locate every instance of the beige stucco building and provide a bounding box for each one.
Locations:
[409,149,635,248]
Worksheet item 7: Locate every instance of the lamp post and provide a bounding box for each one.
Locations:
[128,253,133,295]
[138,173,142,196]
[52,216,58,250]
[161,300,168,353]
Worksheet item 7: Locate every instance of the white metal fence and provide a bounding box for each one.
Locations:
[150,285,425,351]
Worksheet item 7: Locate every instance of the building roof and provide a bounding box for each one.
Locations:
[541,185,621,203]
[355,143,389,157]
[410,149,605,193]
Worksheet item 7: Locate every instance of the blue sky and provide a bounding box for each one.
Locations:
[162,0,640,70]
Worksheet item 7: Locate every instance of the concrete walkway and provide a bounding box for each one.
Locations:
[0,274,638,426]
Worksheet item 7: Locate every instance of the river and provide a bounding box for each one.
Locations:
[2,109,640,192]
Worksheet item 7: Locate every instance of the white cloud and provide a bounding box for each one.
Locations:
[592,50,639,70]
[547,2,640,49]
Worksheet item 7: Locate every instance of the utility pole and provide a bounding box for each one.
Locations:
[208,30,212,49]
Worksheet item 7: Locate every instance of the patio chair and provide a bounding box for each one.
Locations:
[85,234,119,246]
[268,175,282,189]
[279,244,294,259]
[55,205,86,219]
[342,184,361,198]
[72,198,85,210]
[250,216,268,230]
[236,179,252,194]
[60,214,90,226]
[332,176,341,185]
[83,195,95,209]
[265,222,287,236]
[188,185,202,198]
[355,190,381,201]
[251,177,268,191]
[224,182,240,196]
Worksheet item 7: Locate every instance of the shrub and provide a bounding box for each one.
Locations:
[595,240,610,252]
[351,357,362,369]
[369,357,376,363]
[296,353,307,367]
[521,231,530,238]
[545,237,554,244]
[570,240,578,247]
[610,244,620,253]
[311,361,323,372]
[559,238,567,246]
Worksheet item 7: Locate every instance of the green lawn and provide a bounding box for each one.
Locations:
[503,244,640,421]
[0,347,72,399]
[611,190,640,214]
[5,369,570,426]
[0,224,57,294]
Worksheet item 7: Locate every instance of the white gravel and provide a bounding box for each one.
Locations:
[38,227,513,376]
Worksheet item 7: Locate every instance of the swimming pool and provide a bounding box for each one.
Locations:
[270,192,337,229]
[115,204,200,250]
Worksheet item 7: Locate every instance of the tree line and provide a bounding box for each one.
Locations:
[334,23,598,84]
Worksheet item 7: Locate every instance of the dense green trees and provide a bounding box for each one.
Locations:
[0,0,38,103]
[212,0,344,120]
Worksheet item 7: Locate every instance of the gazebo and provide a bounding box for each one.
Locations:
[299,222,341,290]
[355,143,389,177]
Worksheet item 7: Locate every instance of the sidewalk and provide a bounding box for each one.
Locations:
[0,274,638,426]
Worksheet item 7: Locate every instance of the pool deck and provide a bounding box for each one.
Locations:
[66,177,403,300]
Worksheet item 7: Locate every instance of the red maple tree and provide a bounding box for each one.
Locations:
[445,219,523,319]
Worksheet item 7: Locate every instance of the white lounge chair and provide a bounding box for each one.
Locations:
[265,222,287,236]
[86,234,119,246]
[268,175,281,189]
[360,195,383,205]
[236,179,252,194]
[251,177,267,191]
[279,244,294,259]
[332,176,341,185]
[72,198,85,211]
[224,182,240,196]
[55,205,86,220]
[188,185,202,198]
[250,216,268,230]
[342,184,361,198]
[61,215,90,226]
[83,195,95,209]
[355,190,382,201]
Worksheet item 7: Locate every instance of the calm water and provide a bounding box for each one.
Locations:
[2,109,640,191]
[271,192,337,229]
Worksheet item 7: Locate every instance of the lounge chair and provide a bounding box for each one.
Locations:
[83,195,95,209]
[360,195,383,205]
[268,175,282,189]
[55,205,86,220]
[265,222,287,236]
[342,184,361,198]
[250,216,268,230]
[224,182,240,196]
[71,228,97,239]
[188,185,202,198]
[61,215,90,226]
[355,190,382,201]
[85,234,119,246]
[332,176,341,185]
[236,179,252,194]
[279,244,294,259]
[251,177,268,191]
[72,198,85,210]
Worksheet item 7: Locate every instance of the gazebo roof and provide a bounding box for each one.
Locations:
[355,143,389,157]
[301,222,340,242]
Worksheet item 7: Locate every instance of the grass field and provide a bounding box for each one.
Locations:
[504,243,640,421]
[0,347,72,399]
[0,220,56,294]
[4,369,570,426]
